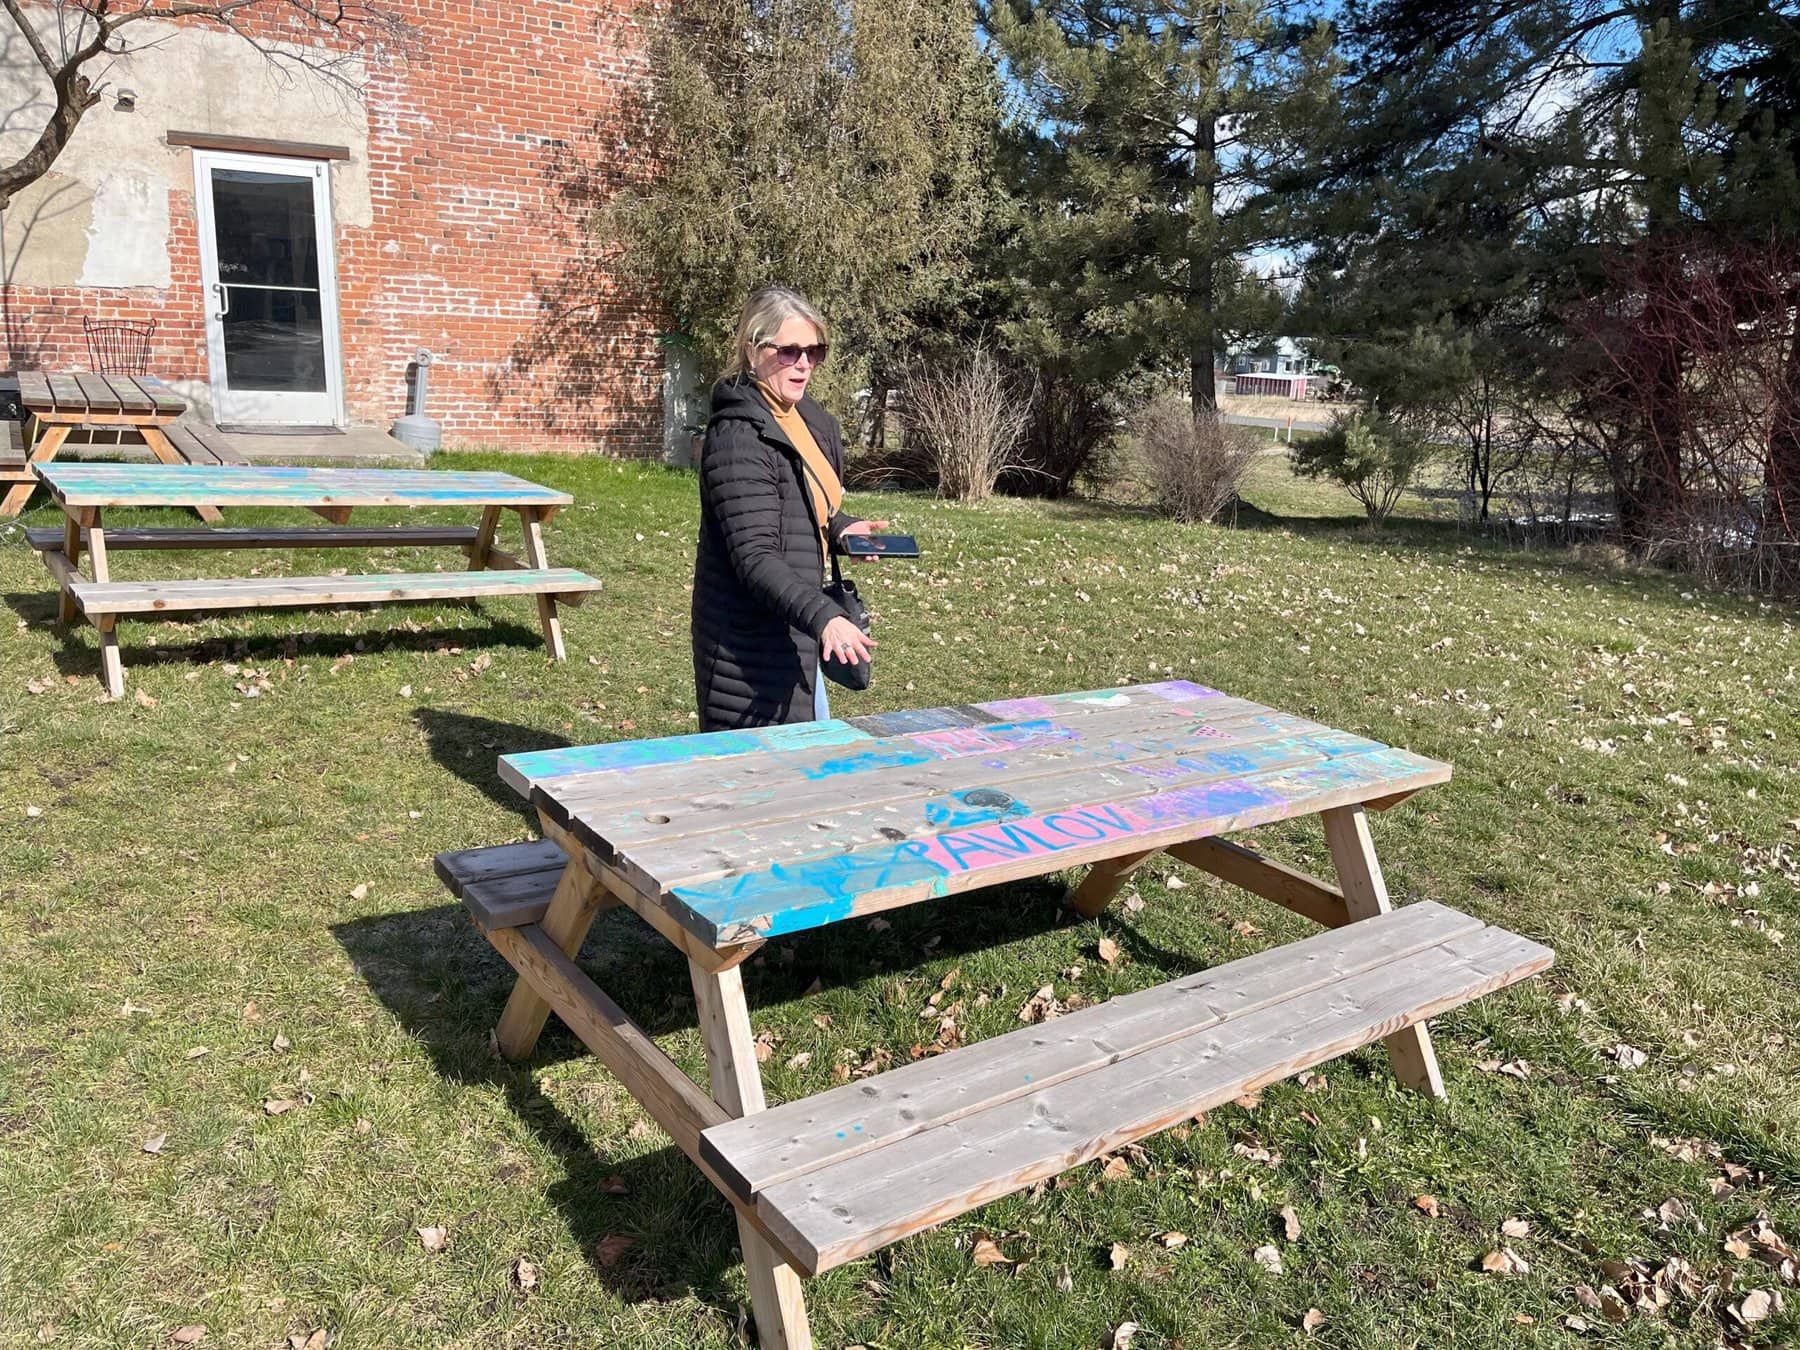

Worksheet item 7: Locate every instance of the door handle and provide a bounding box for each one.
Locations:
[212,282,230,319]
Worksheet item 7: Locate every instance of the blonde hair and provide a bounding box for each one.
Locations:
[723,285,829,380]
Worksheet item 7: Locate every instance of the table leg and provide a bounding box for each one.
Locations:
[469,506,502,570]
[1067,847,1161,918]
[57,513,84,624]
[141,424,223,521]
[1,423,70,516]
[687,961,812,1350]
[85,514,128,698]
[516,506,565,660]
[1321,804,1446,1098]
[493,851,613,1060]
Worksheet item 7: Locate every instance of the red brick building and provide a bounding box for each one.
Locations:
[0,2,670,455]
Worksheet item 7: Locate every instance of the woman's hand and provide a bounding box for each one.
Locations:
[820,615,876,665]
[838,518,891,563]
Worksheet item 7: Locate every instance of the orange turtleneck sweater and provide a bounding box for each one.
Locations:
[756,378,842,563]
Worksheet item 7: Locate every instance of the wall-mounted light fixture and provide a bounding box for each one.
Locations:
[115,88,137,111]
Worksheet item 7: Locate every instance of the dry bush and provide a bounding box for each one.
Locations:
[1129,395,1262,523]
[899,348,1033,502]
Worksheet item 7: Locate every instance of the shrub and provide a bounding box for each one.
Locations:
[1000,366,1115,498]
[899,347,1033,502]
[1128,395,1262,523]
[1290,413,1430,525]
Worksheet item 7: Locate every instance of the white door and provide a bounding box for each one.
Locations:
[193,150,345,427]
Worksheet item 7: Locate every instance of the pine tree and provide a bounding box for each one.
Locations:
[985,0,1338,412]
[599,0,1006,418]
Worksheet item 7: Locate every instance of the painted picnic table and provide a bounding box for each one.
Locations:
[446,680,1553,1347]
[3,372,205,517]
[30,463,602,697]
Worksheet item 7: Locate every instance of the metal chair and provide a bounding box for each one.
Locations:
[82,316,156,376]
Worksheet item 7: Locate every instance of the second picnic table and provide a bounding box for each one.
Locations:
[438,680,1554,1348]
[29,463,602,697]
[3,372,235,519]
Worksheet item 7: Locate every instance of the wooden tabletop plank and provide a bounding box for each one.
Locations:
[518,683,1454,948]
[664,745,1447,945]
[46,373,87,415]
[704,901,1486,1199]
[551,703,1316,860]
[34,464,575,509]
[16,371,53,410]
[136,376,187,415]
[101,375,155,414]
[529,695,1276,829]
[501,681,1232,797]
[616,727,1387,897]
[74,373,123,414]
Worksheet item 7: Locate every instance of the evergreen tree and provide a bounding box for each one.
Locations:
[601,0,1006,417]
[985,0,1337,412]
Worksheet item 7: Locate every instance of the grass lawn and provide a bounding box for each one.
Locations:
[2,454,1795,1349]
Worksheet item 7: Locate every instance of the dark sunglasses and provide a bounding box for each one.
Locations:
[761,341,829,369]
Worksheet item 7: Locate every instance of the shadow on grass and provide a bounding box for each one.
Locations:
[1,589,544,685]
[414,706,571,818]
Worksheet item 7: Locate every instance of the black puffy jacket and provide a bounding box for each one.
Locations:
[691,377,861,731]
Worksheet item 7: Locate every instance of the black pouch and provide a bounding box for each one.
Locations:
[820,554,872,691]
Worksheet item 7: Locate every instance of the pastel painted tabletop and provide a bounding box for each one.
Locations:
[33,464,573,509]
[503,681,1453,951]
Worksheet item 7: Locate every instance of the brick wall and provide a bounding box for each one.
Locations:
[0,1,667,456]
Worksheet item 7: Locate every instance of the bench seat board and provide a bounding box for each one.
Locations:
[701,902,1484,1200]
[33,463,575,509]
[1,420,22,470]
[722,918,1552,1274]
[27,525,482,552]
[434,838,569,894]
[457,867,567,930]
[71,567,602,615]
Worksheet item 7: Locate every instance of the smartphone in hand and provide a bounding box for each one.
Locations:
[841,534,921,558]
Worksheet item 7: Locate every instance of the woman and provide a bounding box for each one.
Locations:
[691,286,887,731]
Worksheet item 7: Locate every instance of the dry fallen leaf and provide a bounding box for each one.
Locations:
[141,1132,168,1156]
[1501,1217,1531,1239]
[287,1332,328,1350]
[416,1226,448,1253]
[349,883,369,902]
[1301,1308,1326,1335]
[595,1234,635,1267]
[1414,1195,1441,1218]
[1054,1264,1073,1293]
[599,1175,629,1196]
[972,1237,1010,1267]
[1480,1247,1529,1276]
[1252,1244,1283,1274]
[1100,1155,1132,1182]
[1280,1205,1301,1241]
[262,1098,298,1116]
[1612,1043,1648,1070]
[511,1257,539,1292]
[1097,937,1120,965]
[1730,1289,1781,1325]
[1110,1322,1140,1349]
[183,1046,209,1061]
[1157,1231,1188,1250]
[1109,1242,1131,1271]
[134,688,158,709]
[170,1329,205,1346]
[272,1033,292,1053]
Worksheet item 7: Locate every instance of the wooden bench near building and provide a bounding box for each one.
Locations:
[29,463,603,696]
[434,684,1555,1348]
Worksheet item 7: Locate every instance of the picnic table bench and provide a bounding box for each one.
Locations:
[29,464,602,697]
[437,681,1553,1348]
[3,372,239,518]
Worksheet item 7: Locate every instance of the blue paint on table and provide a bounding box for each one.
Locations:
[35,463,574,509]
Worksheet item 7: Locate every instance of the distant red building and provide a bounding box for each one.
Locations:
[1,2,667,455]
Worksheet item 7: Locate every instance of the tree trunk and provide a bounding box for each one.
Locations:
[1189,107,1218,415]
[1766,292,1800,548]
